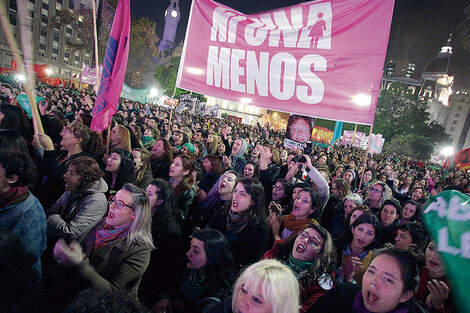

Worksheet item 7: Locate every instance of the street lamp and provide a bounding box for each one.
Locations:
[149,88,158,97]
[45,68,53,76]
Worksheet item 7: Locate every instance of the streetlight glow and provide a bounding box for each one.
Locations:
[440,146,454,157]
[149,88,158,97]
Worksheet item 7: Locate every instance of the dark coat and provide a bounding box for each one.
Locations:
[308,283,427,313]
[208,208,269,267]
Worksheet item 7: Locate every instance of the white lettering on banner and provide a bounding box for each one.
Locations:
[230,49,246,93]
[207,46,230,89]
[246,51,269,96]
[210,8,238,43]
[424,196,470,221]
[206,47,326,103]
[211,3,332,49]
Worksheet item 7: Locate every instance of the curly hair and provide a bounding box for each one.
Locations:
[67,157,104,192]
[270,222,337,286]
[0,152,37,187]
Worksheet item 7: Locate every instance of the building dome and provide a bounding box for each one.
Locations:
[422,35,452,75]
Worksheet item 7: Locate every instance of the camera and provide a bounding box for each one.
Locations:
[292,154,307,163]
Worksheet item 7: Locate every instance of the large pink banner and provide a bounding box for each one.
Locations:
[176,0,394,125]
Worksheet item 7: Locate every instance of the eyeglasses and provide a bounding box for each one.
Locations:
[108,197,135,210]
[272,185,284,191]
[297,231,322,248]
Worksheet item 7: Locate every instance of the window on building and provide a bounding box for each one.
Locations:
[458,106,463,110]
[10,0,17,10]
[66,26,72,35]
[42,2,49,10]
[39,43,46,50]
[52,48,58,54]
[452,120,458,125]
[40,29,47,37]
[455,114,461,118]
[68,0,74,10]
[9,10,17,26]
[57,0,62,4]
[41,14,48,24]
[450,127,456,132]
[65,51,70,58]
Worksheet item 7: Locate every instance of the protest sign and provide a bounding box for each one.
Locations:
[423,190,470,312]
[312,126,333,143]
[177,0,394,125]
[341,130,365,148]
[81,63,102,85]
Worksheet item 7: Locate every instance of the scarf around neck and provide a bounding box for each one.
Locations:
[287,253,313,278]
[0,186,29,208]
[283,213,314,232]
[94,223,130,251]
[226,209,250,233]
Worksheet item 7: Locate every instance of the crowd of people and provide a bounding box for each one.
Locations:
[0,82,463,313]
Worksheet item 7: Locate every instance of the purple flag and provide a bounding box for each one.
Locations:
[91,0,130,132]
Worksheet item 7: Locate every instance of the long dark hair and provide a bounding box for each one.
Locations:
[191,228,236,296]
[106,148,135,191]
[148,179,180,241]
[0,104,33,142]
[299,187,324,220]
[227,177,267,225]
[271,222,336,286]
[337,213,382,252]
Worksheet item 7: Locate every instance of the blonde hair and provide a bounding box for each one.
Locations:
[232,259,300,313]
[122,183,154,250]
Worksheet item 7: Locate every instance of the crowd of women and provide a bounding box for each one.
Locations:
[0,83,462,313]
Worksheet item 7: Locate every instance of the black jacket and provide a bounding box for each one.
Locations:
[308,283,428,313]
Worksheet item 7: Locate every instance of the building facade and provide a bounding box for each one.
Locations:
[0,0,96,86]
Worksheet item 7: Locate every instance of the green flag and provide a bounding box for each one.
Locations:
[423,190,470,312]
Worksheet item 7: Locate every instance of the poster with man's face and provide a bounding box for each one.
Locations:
[284,114,315,151]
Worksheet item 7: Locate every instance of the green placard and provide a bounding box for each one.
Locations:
[423,190,470,313]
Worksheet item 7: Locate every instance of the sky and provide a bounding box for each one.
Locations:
[131,0,470,88]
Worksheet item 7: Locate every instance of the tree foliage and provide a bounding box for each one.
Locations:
[154,57,206,101]
[125,17,159,87]
[51,0,114,62]
[373,86,450,159]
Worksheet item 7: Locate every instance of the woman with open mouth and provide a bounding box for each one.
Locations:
[270,187,324,243]
[309,247,424,313]
[208,177,269,267]
[334,213,381,284]
[262,222,336,312]
[415,241,455,313]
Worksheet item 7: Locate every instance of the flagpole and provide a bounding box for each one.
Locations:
[357,125,374,192]
[92,0,100,89]
[0,0,43,134]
